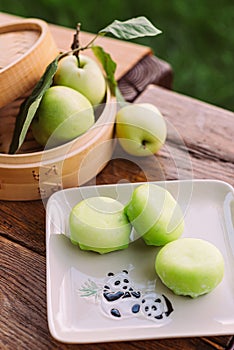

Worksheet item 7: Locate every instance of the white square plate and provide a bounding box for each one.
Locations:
[46,180,234,343]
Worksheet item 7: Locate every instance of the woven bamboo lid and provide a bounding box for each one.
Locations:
[0,18,59,108]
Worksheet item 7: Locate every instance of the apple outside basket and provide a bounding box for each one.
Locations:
[0,19,116,201]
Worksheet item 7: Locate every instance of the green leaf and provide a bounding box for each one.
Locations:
[115,86,128,107]
[92,45,117,95]
[99,16,162,40]
[92,45,128,107]
[9,55,60,154]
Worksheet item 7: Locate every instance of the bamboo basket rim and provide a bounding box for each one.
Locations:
[0,18,52,74]
[0,88,116,168]
[0,17,59,108]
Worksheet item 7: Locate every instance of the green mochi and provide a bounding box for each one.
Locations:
[69,196,132,254]
[124,183,184,246]
[155,238,224,298]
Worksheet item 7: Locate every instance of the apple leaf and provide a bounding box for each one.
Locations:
[99,16,162,40]
[9,55,60,154]
[92,45,128,106]
[92,45,117,95]
[115,86,128,107]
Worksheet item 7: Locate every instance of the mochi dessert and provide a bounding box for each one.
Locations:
[124,183,184,246]
[69,196,132,254]
[155,238,224,298]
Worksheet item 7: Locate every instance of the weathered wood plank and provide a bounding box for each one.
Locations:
[119,55,173,101]
[0,236,51,350]
[0,199,45,255]
[88,134,233,189]
[226,336,234,350]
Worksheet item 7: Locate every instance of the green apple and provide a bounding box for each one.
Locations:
[124,183,184,246]
[69,196,132,254]
[53,54,106,106]
[31,85,95,147]
[116,103,167,156]
[155,238,225,298]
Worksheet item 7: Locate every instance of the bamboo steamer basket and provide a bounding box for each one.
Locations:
[0,19,117,201]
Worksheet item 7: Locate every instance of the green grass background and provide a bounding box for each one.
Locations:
[1,0,233,111]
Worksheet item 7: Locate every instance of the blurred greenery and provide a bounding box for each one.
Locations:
[1,0,233,111]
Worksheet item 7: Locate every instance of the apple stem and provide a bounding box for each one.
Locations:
[58,27,101,64]
[71,23,81,66]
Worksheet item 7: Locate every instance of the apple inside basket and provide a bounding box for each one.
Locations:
[0,86,116,201]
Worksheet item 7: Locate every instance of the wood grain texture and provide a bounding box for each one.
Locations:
[119,55,173,101]
[0,199,45,254]
[226,336,234,350]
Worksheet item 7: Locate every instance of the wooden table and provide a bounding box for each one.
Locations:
[1,13,234,350]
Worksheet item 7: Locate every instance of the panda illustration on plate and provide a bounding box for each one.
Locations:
[78,269,174,322]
